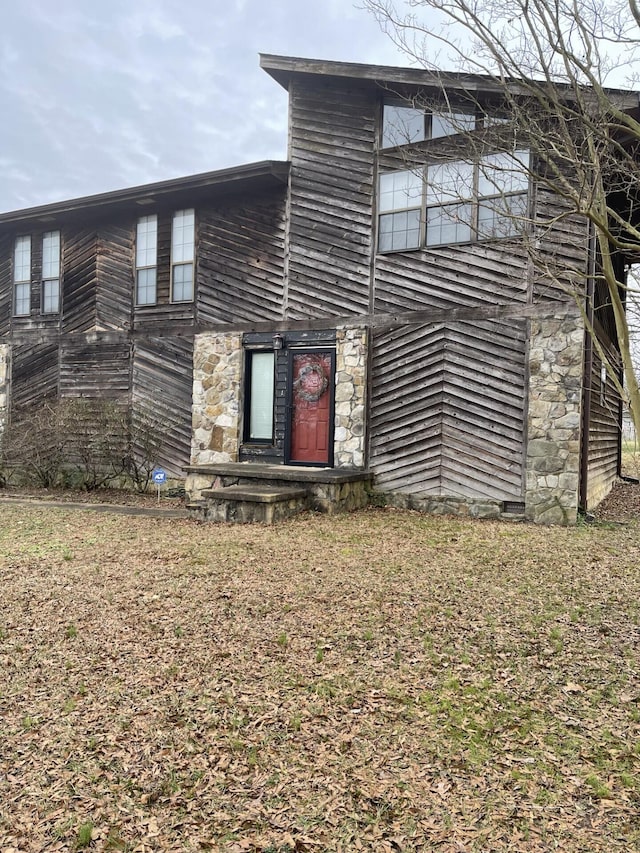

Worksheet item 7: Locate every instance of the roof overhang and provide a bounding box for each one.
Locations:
[260,53,639,109]
[0,160,290,229]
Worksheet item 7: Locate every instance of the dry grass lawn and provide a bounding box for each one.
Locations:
[1,504,639,852]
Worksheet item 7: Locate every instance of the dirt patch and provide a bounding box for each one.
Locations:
[0,484,184,510]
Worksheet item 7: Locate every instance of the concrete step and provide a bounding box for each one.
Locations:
[195,483,309,524]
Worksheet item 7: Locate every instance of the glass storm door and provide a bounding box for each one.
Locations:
[288,351,334,465]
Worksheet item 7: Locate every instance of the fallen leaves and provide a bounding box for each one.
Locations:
[0,506,639,851]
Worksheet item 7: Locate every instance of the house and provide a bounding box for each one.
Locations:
[0,55,633,523]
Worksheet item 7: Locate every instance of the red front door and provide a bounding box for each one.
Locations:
[289,352,333,465]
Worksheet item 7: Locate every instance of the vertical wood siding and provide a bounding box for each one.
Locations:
[370,319,526,500]
[132,337,194,476]
[286,81,376,318]
[198,191,286,324]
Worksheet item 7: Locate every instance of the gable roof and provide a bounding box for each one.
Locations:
[0,160,290,229]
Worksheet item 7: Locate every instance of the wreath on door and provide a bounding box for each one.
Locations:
[294,362,329,402]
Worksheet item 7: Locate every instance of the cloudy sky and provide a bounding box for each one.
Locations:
[0,0,417,214]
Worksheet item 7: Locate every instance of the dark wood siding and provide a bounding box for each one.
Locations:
[370,318,527,501]
[132,337,194,477]
[96,223,134,331]
[286,80,375,318]
[59,338,131,399]
[10,342,59,412]
[0,233,11,335]
[533,187,590,302]
[61,228,98,334]
[198,191,286,324]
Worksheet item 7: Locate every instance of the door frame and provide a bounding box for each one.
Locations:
[285,347,336,467]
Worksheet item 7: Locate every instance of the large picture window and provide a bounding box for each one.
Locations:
[378,150,530,251]
[13,235,31,316]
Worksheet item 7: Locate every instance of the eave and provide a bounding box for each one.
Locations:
[0,160,290,230]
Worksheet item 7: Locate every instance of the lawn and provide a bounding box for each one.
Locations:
[0,505,639,852]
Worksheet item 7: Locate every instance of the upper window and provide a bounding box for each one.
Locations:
[381,102,477,149]
[171,209,195,302]
[13,236,31,316]
[378,150,530,252]
[42,231,60,314]
[136,215,157,306]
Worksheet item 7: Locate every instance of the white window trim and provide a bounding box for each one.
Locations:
[41,230,61,314]
[13,235,31,317]
[170,209,195,303]
[135,215,158,306]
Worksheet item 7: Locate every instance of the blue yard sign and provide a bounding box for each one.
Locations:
[152,468,167,485]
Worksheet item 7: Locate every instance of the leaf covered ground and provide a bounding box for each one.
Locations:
[1,506,639,852]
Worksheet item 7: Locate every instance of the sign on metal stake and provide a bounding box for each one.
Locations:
[152,468,167,505]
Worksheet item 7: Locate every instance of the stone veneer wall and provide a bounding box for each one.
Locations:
[191,332,242,465]
[0,345,8,448]
[525,310,584,524]
[334,325,367,469]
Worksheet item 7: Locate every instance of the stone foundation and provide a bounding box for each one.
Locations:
[525,311,584,525]
[0,345,8,447]
[191,333,242,465]
[334,325,367,468]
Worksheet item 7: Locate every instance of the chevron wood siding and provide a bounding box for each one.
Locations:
[62,228,99,334]
[11,342,59,412]
[132,337,193,476]
[198,191,286,324]
[97,223,134,331]
[370,318,527,500]
[286,80,375,318]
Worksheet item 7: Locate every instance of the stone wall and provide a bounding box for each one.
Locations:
[191,332,242,465]
[525,310,584,524]
[334,325,367,469]
[0,345,8,448]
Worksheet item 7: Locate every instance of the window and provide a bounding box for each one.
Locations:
[13,236,31,316]
[42,231,60,313]
[381,102,477,148]
[171,209,194,302]
[378,150,530,251]
[246,351,275,441]
[136,215,157,305]
[378,170,423,251]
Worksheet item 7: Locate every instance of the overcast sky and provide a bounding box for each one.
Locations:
[0,0,417,214]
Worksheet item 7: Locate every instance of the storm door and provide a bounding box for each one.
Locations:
[287,350,334,466]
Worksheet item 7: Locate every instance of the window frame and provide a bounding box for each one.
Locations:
[170,208,195,303]
[13,235,31,317]
[377,150,530,253]
[41,230,61,314]
[243,349,276,444]
[381,100,480,149]
[135,215,158,306]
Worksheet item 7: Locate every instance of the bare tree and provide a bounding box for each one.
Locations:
[365,0,640,434]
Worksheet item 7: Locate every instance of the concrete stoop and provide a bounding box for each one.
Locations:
[185,463,372,524]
